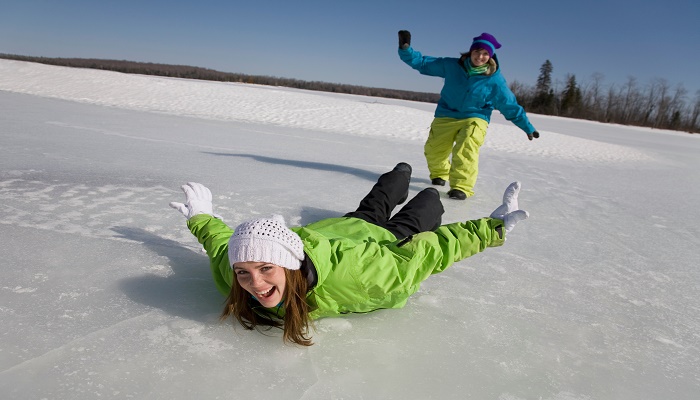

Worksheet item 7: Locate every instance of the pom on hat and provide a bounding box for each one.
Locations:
[469,32,502,57]
[228,215,304,270]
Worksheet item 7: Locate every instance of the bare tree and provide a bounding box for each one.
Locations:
[639,80,659,127]
[689,90,700,132]
[667,84,687,130]
[619,77,641,124]
[509,80,534,106]
[604,83,619,123]
[649,78,671,128]
[580,72,605,121]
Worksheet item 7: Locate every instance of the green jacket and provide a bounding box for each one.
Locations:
[187,215,505,319]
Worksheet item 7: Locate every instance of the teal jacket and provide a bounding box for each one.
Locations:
[398,46,535,135]
[187,215,505,319]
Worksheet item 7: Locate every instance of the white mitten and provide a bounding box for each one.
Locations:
[489,181,529,235]
[169,182,214,220]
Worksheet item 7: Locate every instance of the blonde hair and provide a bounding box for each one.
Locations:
[220,268,314,346]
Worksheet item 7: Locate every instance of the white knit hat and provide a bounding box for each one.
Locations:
[227,215,304,270]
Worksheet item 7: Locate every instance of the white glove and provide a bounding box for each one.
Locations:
[169,182,214,220]
[489,181,529,235]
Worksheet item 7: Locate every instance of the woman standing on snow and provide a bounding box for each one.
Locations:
[170,163,528,345]
[398,30,540,200]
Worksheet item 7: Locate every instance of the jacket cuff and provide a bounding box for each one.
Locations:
[487,218,506,247]
[186,213,214,228]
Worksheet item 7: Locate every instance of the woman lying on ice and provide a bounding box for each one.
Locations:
[169,162,529,346]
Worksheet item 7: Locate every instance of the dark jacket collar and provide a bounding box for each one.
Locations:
[300,255,318,291]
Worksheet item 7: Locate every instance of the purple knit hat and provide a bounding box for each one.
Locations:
[469,32,502,57]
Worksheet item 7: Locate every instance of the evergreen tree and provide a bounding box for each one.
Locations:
[531,60,555,114]
[561,74,582,117]
[535,60,553,96]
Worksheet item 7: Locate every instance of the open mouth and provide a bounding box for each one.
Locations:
[255,287,276,299]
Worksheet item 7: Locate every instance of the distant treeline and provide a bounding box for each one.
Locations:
[0,54,439,104]
[511,60,699,134]
[2,54,697,133]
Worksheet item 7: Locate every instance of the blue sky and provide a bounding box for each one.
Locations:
[2,0,699,99]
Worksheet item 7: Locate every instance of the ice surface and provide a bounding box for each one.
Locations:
[1,59,699,399]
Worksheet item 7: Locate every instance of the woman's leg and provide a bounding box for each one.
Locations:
[449,119,488,197]
[424,118,459,182]
[385,187,444,239]
[344,163,412,226]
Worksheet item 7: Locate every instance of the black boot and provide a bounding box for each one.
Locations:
[345,163,412,225]
[393,162,412,204]
[447,189,467,200]
[431,177,446,186]
[393,162,412,175]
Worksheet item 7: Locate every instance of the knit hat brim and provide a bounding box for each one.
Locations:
[227,215,304,270]
[469,33,502,58]
[229,237,302,270]
[470,40,496,57]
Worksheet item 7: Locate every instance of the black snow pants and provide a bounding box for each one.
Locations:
[344,164,444,240]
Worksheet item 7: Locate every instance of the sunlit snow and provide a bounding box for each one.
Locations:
[1,59,698,399]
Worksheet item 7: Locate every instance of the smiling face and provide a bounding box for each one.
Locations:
[233,261,287,307]
[470,48,491,67]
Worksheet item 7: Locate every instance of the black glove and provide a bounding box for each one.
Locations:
[527,131,540,141]
[398,30,411,49]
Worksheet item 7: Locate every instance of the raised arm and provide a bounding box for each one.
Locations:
[397,29,447,77]
[170,182,234,295]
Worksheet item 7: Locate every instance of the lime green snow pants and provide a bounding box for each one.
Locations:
[424,117,489,197]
